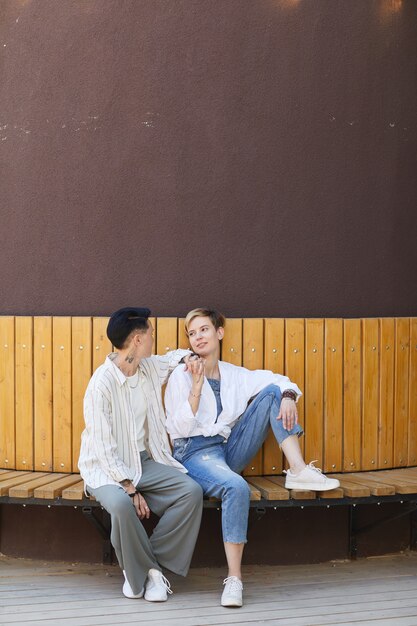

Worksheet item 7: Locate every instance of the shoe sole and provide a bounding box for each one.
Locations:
[221,600,243,607]
[285,482,340,491]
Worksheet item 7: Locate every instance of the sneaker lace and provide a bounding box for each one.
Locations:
[151,571,173,595]
[223,576,243,592]
[160,574,173,595]
[307,460,323,474]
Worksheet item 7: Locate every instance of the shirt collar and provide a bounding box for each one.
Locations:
[105,353,129,386]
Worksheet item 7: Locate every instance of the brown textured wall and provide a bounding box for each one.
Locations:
[1,0,416,317]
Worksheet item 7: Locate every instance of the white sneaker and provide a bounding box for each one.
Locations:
[144,568,173,602]
[284,461,340,491]
[221,576,243,607]
[122,570,144,599]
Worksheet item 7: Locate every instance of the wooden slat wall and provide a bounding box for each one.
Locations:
[0,316,416,475]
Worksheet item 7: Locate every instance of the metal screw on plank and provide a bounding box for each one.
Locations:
[22,344,26,349]
[332,464,336,468]
[313,348,317,353]
[42,462,46,466]
[95,346,100,350]
[23,504,26,508]
[350,462,354,466]
[294,348,299,353]
[230,348,235,352]
[384,460,387,464]
[386,345,390,350]
[351,347,355,351]
[372,346,376,350]
[327,505,330,509]
[48,505,51,509]
[60,346,64,350]
[272,466,276,470]
[41,344,45,349]
[301,506,304,509]
[332,348,336,352]
[251,348,255,352]
[79,345,84,350]
[4,459,8,463]
[251,467,255,471]
[60,463,64,467]
[22,460,26,464]
[272,348,277,353]
[3,344,8,348]
[165,347,170,352]
[371,460,375,464]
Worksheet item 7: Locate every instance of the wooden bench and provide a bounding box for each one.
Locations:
[1,315,417,561]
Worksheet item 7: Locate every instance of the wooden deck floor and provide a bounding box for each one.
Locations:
[1,552,417,626]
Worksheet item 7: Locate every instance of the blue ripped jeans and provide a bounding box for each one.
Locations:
[172,384,303,544]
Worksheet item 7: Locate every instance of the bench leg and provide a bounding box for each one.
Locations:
[82,506,113,564]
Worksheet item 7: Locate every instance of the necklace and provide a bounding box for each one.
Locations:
[127,370,140,389]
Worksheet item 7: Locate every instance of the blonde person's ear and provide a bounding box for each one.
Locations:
[217,327,225,341]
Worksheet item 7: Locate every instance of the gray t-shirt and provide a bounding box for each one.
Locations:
[207,378,223,422]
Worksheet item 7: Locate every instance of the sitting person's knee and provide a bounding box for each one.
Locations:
[187,479,204,502]
[256,383,281,403]
[225,474,251,500]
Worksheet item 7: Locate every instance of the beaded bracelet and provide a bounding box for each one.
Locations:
[282,390,297,401]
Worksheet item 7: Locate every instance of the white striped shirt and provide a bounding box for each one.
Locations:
[78,350,189,489]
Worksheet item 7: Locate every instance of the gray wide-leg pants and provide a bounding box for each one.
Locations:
[88,452,203,595]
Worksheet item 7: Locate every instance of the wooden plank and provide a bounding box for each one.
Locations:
[15,317,33,471]
[263,319,285,474]
[361,319,379,470]
[358,471,417,494]
[177,318,189,350]
[53,317,72,473]
[305,319,324,467]
[246,476,290,500]
[242,318,264,476]
[0,472,48,496]
[156,318,178,355]
[370,470,417,492]
[409,318,417,466]
[318,487,344,499]
[285,319,305,458]
[9,473,67,498]
[72,318,92,472]
[221,318,242,366]
[343,319,361,472]
[394,318,410,467]
[61,479,85,500]
[328,474,371,497]
[349,472,396,496]
[34,474,84,499]
[0,317,15,470]
[267,475,316,500]
[92,317,111,372]
[248,482,261,501]
[33,317,53,472]
[379,318,395,468]
[324,319,343,473]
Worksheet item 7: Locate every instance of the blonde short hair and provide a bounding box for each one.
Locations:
[184,308,226,335]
